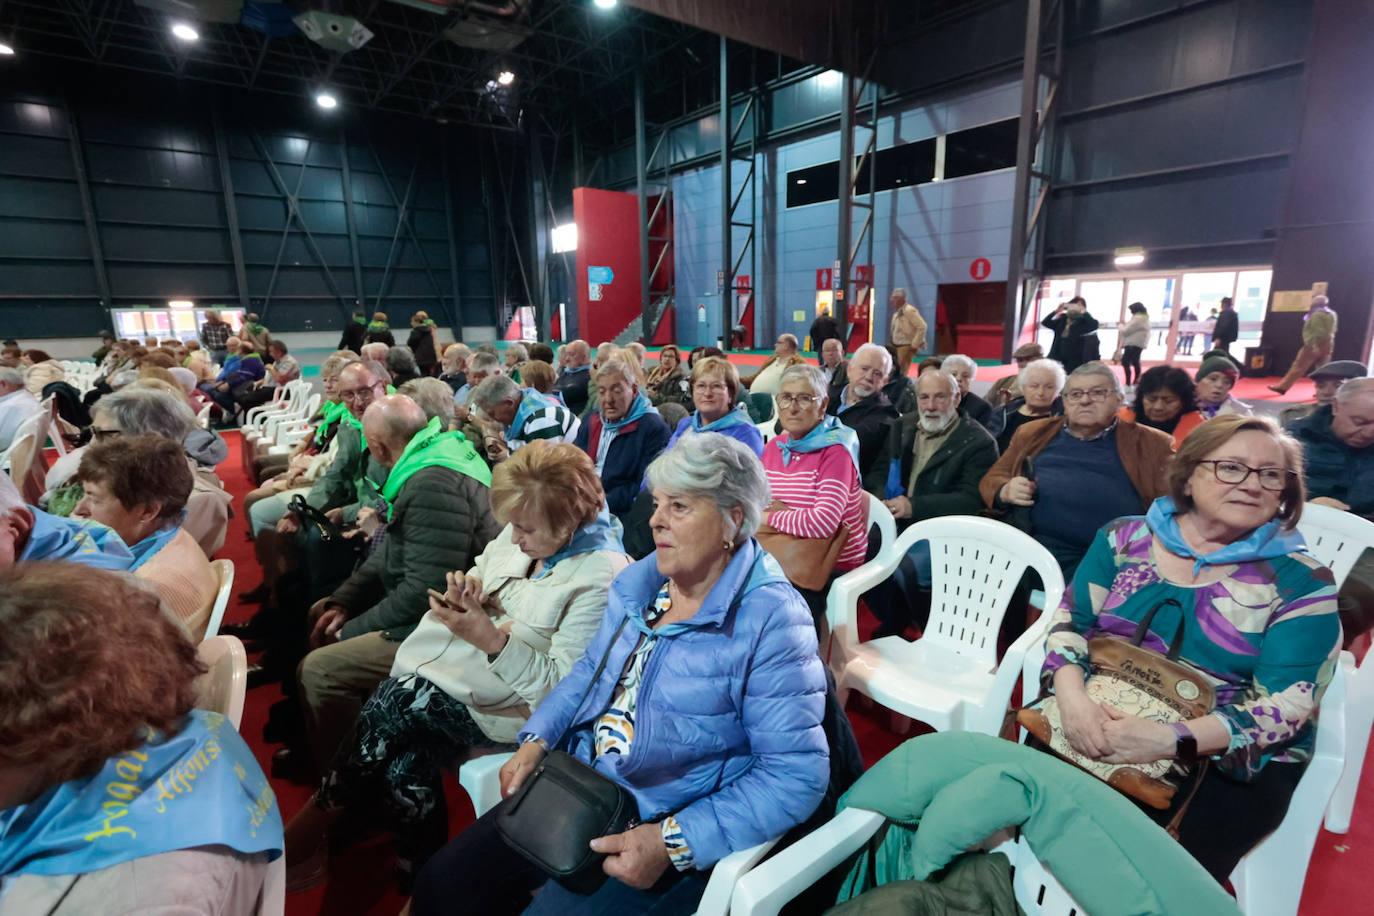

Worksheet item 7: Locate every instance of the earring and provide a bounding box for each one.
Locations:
[723,538,733,551]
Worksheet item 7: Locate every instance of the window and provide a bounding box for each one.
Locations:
[943,118,1018,179]
[873,138,936,190]
[786,161,840,208]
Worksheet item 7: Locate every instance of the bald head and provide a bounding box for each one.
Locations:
[564,339,591,367]
[362,395,429,469]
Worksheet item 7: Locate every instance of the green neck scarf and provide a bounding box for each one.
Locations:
[368,320,389,332]
[380,418,491,518]
[352,315,367,326]
[413,319,435,328]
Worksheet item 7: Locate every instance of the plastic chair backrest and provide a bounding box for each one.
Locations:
[1297,501,1374,589]
[865,492,896,557]
[901,515,1063,669]
[195,401,213,429]
[746,392,775,425]
[991,836,1085,915]
[202,559,235,640]
[195,635,247,729]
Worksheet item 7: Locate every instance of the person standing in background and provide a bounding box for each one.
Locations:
[1115,302,1150,387]
[809,306,841,354]
[242,313,272,356]
[1270,294,1338,394]
[199,309,232,367]
[888,288,926,377]
[1212,296,1239,355]
[339,310,368,353]
[408,310,442,377]
[1042,296,1100,373]
[1177,305,1197,355]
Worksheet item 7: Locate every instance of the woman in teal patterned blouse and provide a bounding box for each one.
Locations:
[1040,414,1341,881]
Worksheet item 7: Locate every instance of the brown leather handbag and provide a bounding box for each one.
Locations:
[1017,598,1214,810]
[755,520,848,591]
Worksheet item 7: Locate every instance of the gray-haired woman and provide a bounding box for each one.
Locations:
[412,432,830,916]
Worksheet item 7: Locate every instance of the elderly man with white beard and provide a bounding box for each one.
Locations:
[862,368,999,638]
[826,342,900,479]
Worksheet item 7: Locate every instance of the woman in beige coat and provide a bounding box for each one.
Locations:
[283,441,630,891]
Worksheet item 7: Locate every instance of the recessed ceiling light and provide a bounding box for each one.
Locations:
[168,299,194,309]
[171,23,199,42]
[497,70,515,86]
[593,0,617,9]
[796,178,807,185]
[0,42,15,56]
[315,91,338,109]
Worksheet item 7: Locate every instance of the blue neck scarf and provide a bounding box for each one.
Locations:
[0,711,282,877]
[600,391,652,434]
[1145,495,1306,574]
[533,507,625,580]
[560,364,590,376]
[691,404,753,434]
[21,510,135,572]
[127,521,183,572]
[776,415,861,476]
[508,388,559,440]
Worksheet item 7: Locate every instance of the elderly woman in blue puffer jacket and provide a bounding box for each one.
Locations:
[412,432,830,915]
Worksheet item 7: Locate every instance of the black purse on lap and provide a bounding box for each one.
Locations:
[494,617,639,894]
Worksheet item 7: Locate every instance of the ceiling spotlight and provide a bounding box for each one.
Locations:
[1113,246,1146,267]
[170,23,199,42]
[315,91,338,109]
[0,42,15,56]
[496,70,515,86]
[593,0,618,9]
[796,178,807,185]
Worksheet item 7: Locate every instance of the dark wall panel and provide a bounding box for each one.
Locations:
[0,61,498,339]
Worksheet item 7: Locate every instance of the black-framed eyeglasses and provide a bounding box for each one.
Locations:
[91,427,122,441]
[1063,386,1116,403]
[1198,459,1293,491]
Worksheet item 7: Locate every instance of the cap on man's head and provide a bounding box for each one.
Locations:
[1195,354,1241,382]
[1012,342,1044,360]
[1309,360,1367,382]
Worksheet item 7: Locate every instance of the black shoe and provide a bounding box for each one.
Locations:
[270,747,315,785]
[220,620,265,641]
[237,583,272,605]
[246,663,284,690]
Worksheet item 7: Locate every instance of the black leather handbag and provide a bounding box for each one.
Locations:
[494,617,639,894]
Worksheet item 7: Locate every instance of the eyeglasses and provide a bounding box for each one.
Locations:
[91,427,121,441]
[776,393,819,409]
[339,384,381,402]
[1198,460,1293,491]
[693,382,729,394]
[1063,387,1116,403]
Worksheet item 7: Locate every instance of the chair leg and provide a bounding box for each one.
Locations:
[1325,709,1373,834]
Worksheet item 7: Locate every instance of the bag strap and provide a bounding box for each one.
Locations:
[548,614,631,751]
[1129,598,1188,660]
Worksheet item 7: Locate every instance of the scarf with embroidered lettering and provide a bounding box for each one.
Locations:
[20,510,135,571]
[380,417,491,519]
[776,415,861,476]
[0,711,282,877]
[533,507,624,580]
[600,391,652,434]
[690,404,753,434]
[1145,495,1306,575]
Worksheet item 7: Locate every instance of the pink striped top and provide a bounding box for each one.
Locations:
[761,438,869,573]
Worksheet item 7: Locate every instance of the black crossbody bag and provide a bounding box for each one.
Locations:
[494,616,640,894]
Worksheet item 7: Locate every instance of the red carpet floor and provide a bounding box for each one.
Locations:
[212,430,1370,915]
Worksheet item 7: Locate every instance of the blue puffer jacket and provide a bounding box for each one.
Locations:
[1288,404,1374,518]
[520,540,829,868]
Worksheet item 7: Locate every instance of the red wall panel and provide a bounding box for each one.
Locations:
[573,187,644,345]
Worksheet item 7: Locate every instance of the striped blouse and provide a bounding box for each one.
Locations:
[761,437,869,573]
[1043,516,1342,781]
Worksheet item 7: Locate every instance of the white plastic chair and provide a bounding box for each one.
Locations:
[258,856,285,916]
[200,559,235,640]
[730,808,1088,916]
[1297,502,1374,833]
[455,751,776,916]
[827,515,1065,736]
[195,635,247,729]
[195,401,213,429]
[820,494,896,664]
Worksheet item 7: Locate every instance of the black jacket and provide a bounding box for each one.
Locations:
[809,315,841,351]
[1042,312,1100,372]
[1213,309,1239,345]
[959,391,994,429]
[827,388,899,479]
[554,367,592,416]
[407,325,440,373]
[339,321,367,353]
[864,414,999,524]
[332,465,501,642]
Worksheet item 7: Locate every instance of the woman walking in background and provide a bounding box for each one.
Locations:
[1116,302,1150,386]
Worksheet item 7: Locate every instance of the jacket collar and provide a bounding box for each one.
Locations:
[609,538,788,630]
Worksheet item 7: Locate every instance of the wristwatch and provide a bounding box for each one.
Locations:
[1170,722,1198,764]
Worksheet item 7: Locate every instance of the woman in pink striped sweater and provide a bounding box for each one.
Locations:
[761,364,870,623]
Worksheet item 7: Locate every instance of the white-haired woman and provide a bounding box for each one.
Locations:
[941,353,994,428]
[411,433,829,915]
[761,364,869,621]
[994,357,1066,451]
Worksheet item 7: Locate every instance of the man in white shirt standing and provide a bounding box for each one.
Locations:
[0,366,41,453]
[888,288,927,377]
